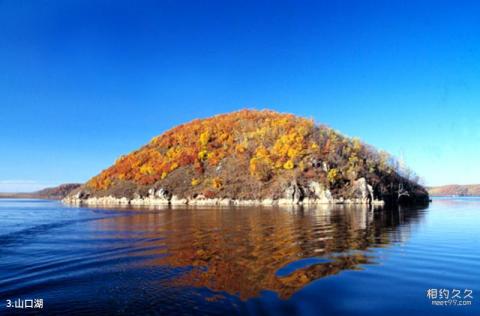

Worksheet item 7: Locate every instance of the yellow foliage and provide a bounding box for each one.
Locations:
[352,138,362,152]
[283,160,294,170]
[249,157,259,174]
[170,162,179,171]
[249,157,273,181]
[299,161,305,171]
[272,131,305,161]
[255,146,270,159]
[199,131,210,147]
[287,147,299,159]
[166,147,181,160]
[348,154,359,166]
[249,146,275,180]
[249,157,258,170]
[212,177,223,189]
[235,143,246,153]
[198,150,208,160]
[327,168,338,184]
[191,178,200,186]
[140,164,153,175]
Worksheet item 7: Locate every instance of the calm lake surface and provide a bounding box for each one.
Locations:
[0,198,478,315]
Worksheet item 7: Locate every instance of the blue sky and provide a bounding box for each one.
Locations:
[0,0,479,192]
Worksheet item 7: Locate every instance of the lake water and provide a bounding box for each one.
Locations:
[0,198,478,315]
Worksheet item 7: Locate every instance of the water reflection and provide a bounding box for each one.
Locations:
[94,204,427,300]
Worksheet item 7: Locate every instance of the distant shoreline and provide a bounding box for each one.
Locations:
[430,195,480,198]
[0,183,81,200]
[428,184,480,197]
[0,194,57,200]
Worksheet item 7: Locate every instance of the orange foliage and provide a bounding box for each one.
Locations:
[86,110,318,190]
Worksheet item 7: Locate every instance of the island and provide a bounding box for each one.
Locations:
[64,110,429,207]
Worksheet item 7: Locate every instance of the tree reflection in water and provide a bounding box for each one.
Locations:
[95,204,427,300]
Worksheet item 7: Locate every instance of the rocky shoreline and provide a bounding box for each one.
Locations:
[63,178,387,207]
[63,195,386,207]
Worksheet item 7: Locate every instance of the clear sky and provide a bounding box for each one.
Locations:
[1,0,479,192]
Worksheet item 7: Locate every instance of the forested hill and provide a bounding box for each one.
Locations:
[66,110,428,206]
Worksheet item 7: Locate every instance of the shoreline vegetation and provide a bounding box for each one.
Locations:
[64,110,429,207]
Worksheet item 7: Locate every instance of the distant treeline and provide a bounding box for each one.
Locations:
[0,183,81,200]
[428,184,480,196]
